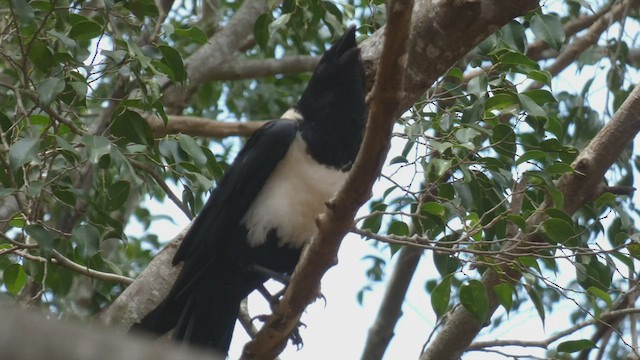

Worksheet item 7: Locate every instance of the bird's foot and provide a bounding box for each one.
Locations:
[250,314,306,350]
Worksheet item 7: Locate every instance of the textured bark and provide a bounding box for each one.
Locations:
[207,56,320,81]
[360,0,539,110]
[96,226,188,330]
[0,307,221,360]
[147,114,268,138]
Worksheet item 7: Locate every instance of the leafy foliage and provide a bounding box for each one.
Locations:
[1,0,640,359]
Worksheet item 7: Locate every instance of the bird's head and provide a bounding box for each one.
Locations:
[295,26,366,127]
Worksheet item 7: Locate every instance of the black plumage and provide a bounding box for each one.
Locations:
[132,26,366,354]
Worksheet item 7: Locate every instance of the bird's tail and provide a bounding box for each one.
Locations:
[131,278,243,354]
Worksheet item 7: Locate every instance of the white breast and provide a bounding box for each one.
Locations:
[242,134,348,248]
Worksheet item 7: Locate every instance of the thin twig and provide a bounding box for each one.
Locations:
[129,159,192,219]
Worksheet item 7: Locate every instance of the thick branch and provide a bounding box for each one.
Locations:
[96,226,188,330]
[0,307,221,360]
[544,0,639,80]
[207,56,319,81]
[161,0,270,111]
[359,0,539,110]
[526,3,613,60]
[147,114,268,138]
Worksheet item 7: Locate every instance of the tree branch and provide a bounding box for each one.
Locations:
[542,0,640,82]
[161,0,271,111]
[240,1,414,358]
[468,308,640,351]
[147,114,268,138]
[0,307,222,360]
[206,56,319,81]
[526,3,614,60]
[3,243,135,286]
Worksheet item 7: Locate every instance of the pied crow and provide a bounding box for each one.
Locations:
[131,26,366,354]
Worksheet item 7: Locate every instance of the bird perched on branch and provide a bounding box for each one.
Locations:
[131,26,366,354]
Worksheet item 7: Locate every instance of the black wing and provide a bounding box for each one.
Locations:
[133,120,298,343]
[171,119,298,293]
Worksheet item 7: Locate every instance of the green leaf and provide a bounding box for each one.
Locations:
[268,13,291,34]
[595,192,616,209]
[111,110,153,146]
[178,134,207,167]
[362,201,387,234]
[422,202,445,217]
[9,137,40,172]
[530,14,565,51]
[485,93,518,113]
[173,26,208,44]
[72,224,100,259]
[254,14,271,50]
[158,45,187,82]
[52,185,76,207]
[10,0,35,25]
[82,135,111,164]
[500,51,539,70]
[587,286,612,309]
[527,287,546,327]
[432,159,452,178]
[455,128,480,144]
[518,93,547,118]
[527,70,553,86]
[4,263,27,295]
[69,20,102,40]
[575,255,613,291]
[107,180,131,211]
[493,283,514,313]
[431,276,451,318]
[433,251,460,277]
[557,340,597,353]
[388,221,409,237]
[522,89,556,106]
[28,40,53,72]
[545,162,574,175]
[542,218,577,246]
[25,224,55,258]
[491,123,516,158]
[389,156,407,165]
[460,280,489,324]
[516,150,548,165]
[37,77,66,106]
[500,20,526,53]
[124,0,158,18]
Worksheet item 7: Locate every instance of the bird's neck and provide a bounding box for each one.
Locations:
[299,112,364,171]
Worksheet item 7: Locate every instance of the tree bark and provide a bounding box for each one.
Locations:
[1,307,222,360]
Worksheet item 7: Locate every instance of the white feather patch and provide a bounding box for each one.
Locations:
[242,134,348,248]
[281,108,303,121]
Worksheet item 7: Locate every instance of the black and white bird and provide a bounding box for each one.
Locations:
[132,26,366,354]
